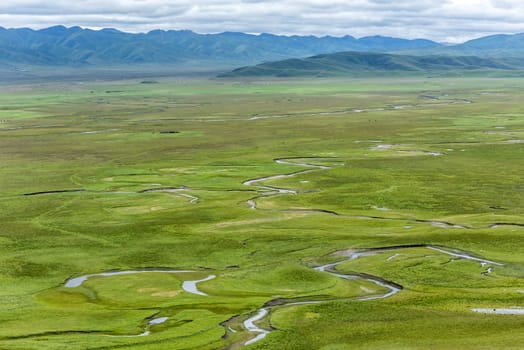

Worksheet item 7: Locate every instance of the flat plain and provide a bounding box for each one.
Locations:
[0,77,523,349]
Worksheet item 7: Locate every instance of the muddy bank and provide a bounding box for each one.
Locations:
[23,189,86,196]
[352,214,471,229]
[81,129,120,135]
[415,219,469,229]
[139,187,188,193]
[284,208,341,216]
[490,222,524,228]
[1,330,106,340]
[369,143,443,156]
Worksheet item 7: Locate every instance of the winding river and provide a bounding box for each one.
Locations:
[237,250,399,346]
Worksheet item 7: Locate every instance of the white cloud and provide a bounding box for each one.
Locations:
[0,0,523,42]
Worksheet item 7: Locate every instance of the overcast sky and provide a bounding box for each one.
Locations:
[1,0,524,43]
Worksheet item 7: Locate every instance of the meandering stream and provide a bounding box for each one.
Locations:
[105,316,169,338]
[46,156,521,345]
[238,244,504,346]
[20,156,522,231]
[242,157,336,211]
[64,269,215,296]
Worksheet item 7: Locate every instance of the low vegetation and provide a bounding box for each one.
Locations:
[0,77,523,349]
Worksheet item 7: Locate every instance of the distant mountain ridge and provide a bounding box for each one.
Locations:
[219,51,524,77]
[454,33,524,54]
[0,25,443,66]
[1,26,524,74]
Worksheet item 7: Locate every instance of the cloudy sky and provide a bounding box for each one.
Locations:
[1,0,523,43]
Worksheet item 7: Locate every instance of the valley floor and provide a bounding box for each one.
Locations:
[0,77,523,349]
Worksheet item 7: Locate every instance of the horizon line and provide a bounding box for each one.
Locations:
[1,24,522,45]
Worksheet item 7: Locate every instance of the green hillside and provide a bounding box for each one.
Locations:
[220,51,524,77]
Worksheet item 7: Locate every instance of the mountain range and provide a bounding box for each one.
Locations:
[1,26,524,69]
[0,25,442,67]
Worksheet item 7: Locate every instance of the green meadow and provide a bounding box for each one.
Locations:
[0,77,523,349]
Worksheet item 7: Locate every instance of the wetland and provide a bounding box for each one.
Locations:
[0,77,523,349]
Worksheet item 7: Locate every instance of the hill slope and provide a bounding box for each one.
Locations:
[451,33,524,56]
[219,51,524,77]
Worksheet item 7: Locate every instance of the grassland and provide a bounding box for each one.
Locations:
[0,77,523,349]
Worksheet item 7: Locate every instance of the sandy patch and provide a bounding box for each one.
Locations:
[305,312,320,320]
[137,287,181,297]
[333,249,359,257]
[360,286,375,293]
[215,213,309,227]
[370,144,395,150]
[372,205,389,211]
[151,290,181,297]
